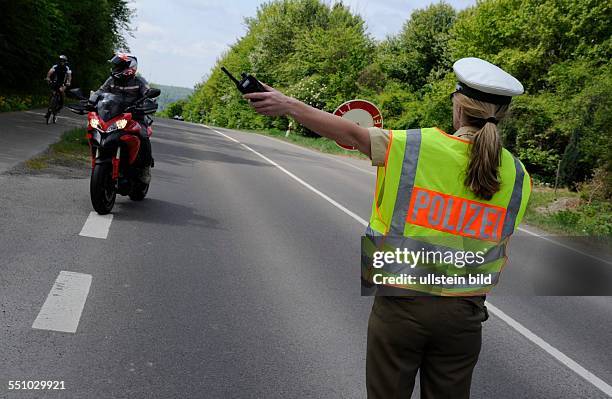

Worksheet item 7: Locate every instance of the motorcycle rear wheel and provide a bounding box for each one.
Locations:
[91,163,116,214]
[128,180,149,201]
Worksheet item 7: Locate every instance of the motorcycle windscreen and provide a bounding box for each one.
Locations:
[96,93,126,122]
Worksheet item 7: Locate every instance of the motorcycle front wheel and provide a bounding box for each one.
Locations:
[90,163,116,214]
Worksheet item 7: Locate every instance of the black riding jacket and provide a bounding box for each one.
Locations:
[94,75,151,127]
[95,75,150,105]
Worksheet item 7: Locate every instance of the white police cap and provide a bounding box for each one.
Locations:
[453,57,523,105]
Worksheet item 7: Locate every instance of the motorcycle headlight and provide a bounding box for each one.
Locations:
[89,117,100,129]
[107,119,128,132]
[114,119,128,129]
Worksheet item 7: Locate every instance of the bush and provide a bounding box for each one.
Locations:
[0,94,48,112]
[162,99,187,118]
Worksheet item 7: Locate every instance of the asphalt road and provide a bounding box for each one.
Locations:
[0,110,611,398]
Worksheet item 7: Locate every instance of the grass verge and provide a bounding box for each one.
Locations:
[0,94,48,112]
[25,128,90,171]
[522,186,610,235]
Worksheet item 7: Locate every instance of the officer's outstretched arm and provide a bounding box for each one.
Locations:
[245,84,371,157]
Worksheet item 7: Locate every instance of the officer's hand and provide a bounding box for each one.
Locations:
[244,83,295,117]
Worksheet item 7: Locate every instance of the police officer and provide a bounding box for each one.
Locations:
[245,57,530,398]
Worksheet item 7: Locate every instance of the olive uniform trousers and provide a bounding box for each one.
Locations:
[366,296,488,399]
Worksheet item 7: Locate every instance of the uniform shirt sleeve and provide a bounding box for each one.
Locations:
[368,127,391,167]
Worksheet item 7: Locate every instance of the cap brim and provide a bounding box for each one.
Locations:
[456,83,512,105]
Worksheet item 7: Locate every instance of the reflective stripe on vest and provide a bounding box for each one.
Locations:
[390,129,421,235]
[502,156,525,238]
[363,128,530,296]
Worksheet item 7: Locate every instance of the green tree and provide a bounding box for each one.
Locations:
[450,0,611,91]
[181,0,611,188]
[185,0,374,135]
[0,0,132,93]
[378,2,457,90]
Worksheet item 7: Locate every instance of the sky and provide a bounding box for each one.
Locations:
[126,0,476,88]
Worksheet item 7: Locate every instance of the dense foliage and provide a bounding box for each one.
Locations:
[0,0,132,95]
[182,0,610,188]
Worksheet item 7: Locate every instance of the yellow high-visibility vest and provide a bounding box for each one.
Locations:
[362,128,531,296]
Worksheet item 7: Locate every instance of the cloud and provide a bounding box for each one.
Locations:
[136,21,166,36]
[143,39,227,59]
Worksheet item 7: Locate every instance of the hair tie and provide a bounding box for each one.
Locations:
[485,116,498,124]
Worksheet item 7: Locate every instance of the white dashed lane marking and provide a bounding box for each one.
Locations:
[79,211,113,239]
[32,271,92,333]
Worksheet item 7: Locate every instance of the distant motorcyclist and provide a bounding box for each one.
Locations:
[45,55,72,118]
[93,53,154,183]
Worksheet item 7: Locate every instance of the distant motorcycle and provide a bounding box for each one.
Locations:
[67,88,160,214]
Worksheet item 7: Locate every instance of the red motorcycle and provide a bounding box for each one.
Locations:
[67,88,160,214]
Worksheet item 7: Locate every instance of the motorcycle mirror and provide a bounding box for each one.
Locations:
[68,88,87,100]
[88,92,100,104]
[145,88,161,99]
[66,104,87,115]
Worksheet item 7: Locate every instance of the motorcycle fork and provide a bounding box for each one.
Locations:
[112,147,121,180]
[91,147,98,168]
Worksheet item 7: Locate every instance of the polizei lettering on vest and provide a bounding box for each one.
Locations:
[406,187,506,241]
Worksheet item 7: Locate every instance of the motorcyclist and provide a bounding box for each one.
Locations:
[93,53,154,183]
[45,55,72,118]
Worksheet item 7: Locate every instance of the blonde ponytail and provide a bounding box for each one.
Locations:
[453,93,509,200]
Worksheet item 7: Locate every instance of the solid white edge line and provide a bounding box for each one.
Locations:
[238,142,369,226]
[486,303,612,396]
[205,124,612,397]
[203,124,239,143]
[516,227,611,265]
[32,271,92,333]
[205,125,368,225]
[23,110,76,122]
[213,125,376,175]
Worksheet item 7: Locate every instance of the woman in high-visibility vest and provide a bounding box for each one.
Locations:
[247,57,531,399]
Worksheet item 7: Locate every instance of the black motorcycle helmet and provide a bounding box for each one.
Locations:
[109,53,137,81]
